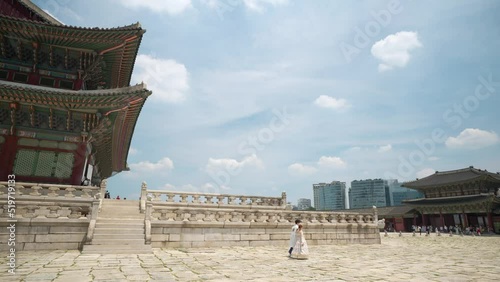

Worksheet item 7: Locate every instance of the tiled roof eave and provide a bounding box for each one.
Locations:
[403,194,495,206]
[92,94,150,179]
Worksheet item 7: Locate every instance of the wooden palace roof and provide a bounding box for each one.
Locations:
[0,14,145,89]
[403,194,500,206]
[403,167,500,190]
[0,0,62,25]
[0,80,152,178]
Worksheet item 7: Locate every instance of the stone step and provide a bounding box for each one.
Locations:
[93,234,144,240]
[91,239,145,245]
[94,228,145,235]
[97,214,144,219]
[96,218,143,223]
[95,223,143,229]
[102,200,140,206]
[81,244,152,254]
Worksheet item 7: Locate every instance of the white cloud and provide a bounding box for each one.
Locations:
[128,147,139,156]
[206,154,264,173]
[288,163,317,176]
[416,168,435,179]
[371,31,422,72]
[428,156,439,161]
[161,183,230,193]
[445,128,499,149]
[317,156,346,168]
[314,95,350,111]
[120,0,192,15]
[243,0,289,12]
[132,54,189,103]
[129,157,174,172]
[378,144,392,153]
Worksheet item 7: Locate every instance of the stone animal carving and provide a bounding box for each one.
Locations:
[377,218,385,229]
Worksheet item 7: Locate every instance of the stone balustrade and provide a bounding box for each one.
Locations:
[144,189,286,210]
[0,182,100,198]
[149,205,375,224]
[0,181,101,251]
[143,186,380,248]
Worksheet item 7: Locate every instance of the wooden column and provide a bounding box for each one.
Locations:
[487,212,494,231]
[440,210,445,227]
[462,211,469,227]
[0,135,18,180]
[70,142,88,185]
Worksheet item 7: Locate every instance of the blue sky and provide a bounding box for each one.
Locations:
[34,0,500,204]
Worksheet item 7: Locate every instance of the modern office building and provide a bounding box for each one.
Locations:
[297,198,312,210]
[350,179,391,209]
[313,181,346,210]
[388,179,423,206]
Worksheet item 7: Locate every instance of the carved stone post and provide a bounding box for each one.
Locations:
[85,199,100,244]
[98,179,107,212]
[281,191,287,208]
[145,202,152,244]
[140,181,147,213]
[373,206,378,223]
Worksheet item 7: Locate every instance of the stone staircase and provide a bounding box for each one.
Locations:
[81,199,152,254]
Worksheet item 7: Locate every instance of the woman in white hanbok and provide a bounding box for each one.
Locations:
[291,224,309,259]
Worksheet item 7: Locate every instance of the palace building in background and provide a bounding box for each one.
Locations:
[402,166,500,233]
[0,0,151,185]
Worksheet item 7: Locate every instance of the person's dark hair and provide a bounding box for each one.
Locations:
[295,219,302,224]
[298,224,303,229]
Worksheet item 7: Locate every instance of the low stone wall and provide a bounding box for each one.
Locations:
[0,181,101,251]
[151,220,380,248]
[0,219,89,251]
[144,189,381,248]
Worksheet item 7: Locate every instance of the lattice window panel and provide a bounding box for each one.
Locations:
[2,38,16,59]
[16,110,30,127]
[38,51,48,65]
[53,54,63,68]
[21,44,32,62]
[0,108,9,124]
[34,151,56,177]
[54,115,65,131]
[35,112,49,129]
[13,150,37,176]
[68,57,78,70]
[54,152,74,179]
[72,119,82,132]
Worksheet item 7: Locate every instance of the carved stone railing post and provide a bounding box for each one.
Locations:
[98,179,107,212]
[85,199,100,244]
[29,185,42,196]
[140,181,147,213]
[145,202,152,244]
[23,205,39,218]
[68,207,82,219]
[47,186,60,197]
[373,206,378,223]
[281,191,287,207]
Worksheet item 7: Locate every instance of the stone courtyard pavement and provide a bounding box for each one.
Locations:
[2,233,499,281]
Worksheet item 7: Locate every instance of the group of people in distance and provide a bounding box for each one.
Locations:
[288,219,309,259]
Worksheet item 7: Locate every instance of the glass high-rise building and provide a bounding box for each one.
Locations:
[350,179,391,209]
[297,198,312,210]
[387,179,423,206]
[313,181,346,210]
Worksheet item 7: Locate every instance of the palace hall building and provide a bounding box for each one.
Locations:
[402,166,500,233]
[0,0,151,186]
